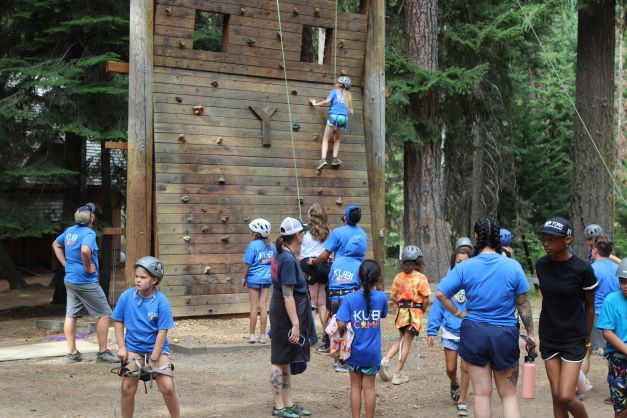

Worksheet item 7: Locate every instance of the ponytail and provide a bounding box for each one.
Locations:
[344,89,352,112]
[473,217,501,256]
[275,236,285,254]
[359,259,381,317]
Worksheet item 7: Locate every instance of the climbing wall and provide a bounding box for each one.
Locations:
[153,0,372,316]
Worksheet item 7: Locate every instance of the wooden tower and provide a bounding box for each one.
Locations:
[127,0,385,317]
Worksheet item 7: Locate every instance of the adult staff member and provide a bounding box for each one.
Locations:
[311,205,367,265]
[436,217,536,418]
[52,203,118,363]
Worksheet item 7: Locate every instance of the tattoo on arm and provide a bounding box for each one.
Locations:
[282,285,294,297]
[515,294,534,335]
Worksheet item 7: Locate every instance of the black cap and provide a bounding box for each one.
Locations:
[539,217,573,237]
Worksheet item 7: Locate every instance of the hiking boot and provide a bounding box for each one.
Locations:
[456,403,468,416]
[66,351,84,363]
[246,334,257,344]
[451,383,460,402]
[315,344,330,354]
[287,404,311,417]
[330,157,342,167]
[316,158,327,170]
[379,357,391,382]
[96,349,118,363]
[272,408,299,418]
[392,372,409,385]
[258,334,268,344]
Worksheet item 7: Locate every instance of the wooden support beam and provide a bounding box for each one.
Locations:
[126,0,154,288]
[106,61,130,74]
[249,105,277,147]
[101,227,126,235]
[104,141,128,150]
[363,0,386,287]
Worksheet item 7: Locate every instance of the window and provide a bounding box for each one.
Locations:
[193,10,229,52]
[300,26,333,64]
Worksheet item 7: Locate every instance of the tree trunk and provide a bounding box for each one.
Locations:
[470,117,486,227]
[100,141,113,303]
[571,0,616,256]
[62,132,84,221]
[0,241,28,289]
[404,0,451,282]
[51,266,67,305]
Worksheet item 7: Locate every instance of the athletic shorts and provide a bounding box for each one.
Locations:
[346,364,380,376]
[539,338,586,362]
[300,259,330,285]
[442,337,460,351]
[246,282,271,289]
[459,319,520,371]
[607,353,627,413]
[65,281,112,318]
[327,114,348,129]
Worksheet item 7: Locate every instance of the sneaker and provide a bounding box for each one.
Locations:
[335,360,349,373]
[456,403,469,416]
[451,383,461,402]
[316,158,327,170]
[66,351,84,363]
[258,334,267,344]
[330,157,342,167]
[315,344,330,354]
[96,349,118,363]
[286,404,312,417]
[246,334,257,344]
[379,358,391,382]
[392,372,409,385]
[272,407,299,418]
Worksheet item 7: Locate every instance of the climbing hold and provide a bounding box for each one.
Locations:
[312,134,319,141]
[178,134,186,143]
[216,136,223,144]
[217,176,226,185]
[185,296,191,305]
[315,169,321,176]
[292,6,299,15]
[338,40,345,48]
[183,235,191,242]
[246,38,256,46]
[201,226,209,233]
[298,198,305,205]
[291,89,298,96]
[221,235,230,243]
[165,6,172,15]
[341,68,348,75]
[186,215,193,223]
[292,123,300,131]
[181,195,190,202]
[336,196,343,206]
[179,40,186,49]
[201,207,207,213]
[314,7,321,17]
[193,105,204,116]
[276,31,283,40]
[221,216,230,223]
[308,98,316,106]
[203,266,211,274]
[225,276,233,283]
[239,7,246,15]
[279,61,285,69]
[175,96,183,103]
[317,188,323,195]
[244,216,250,222]
[211,80,219,88]
[157,184,166,191]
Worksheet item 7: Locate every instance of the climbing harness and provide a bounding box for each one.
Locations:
[111,354,174,394]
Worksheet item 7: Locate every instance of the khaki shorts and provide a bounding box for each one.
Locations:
[65,281,112,318]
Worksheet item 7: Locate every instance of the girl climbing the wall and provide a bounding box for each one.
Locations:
[310,76,354,171]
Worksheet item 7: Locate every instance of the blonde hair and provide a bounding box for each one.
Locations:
[308,203,330,242]
[339,85,352,112]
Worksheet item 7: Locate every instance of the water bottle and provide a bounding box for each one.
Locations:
[521,351,536,399]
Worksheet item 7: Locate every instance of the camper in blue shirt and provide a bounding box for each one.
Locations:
[590,236,620,353]
[312,206,367,266]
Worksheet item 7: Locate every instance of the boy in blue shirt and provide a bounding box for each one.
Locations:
[596,258,627,418]
[590,235,620,352]
[112,256,179,418]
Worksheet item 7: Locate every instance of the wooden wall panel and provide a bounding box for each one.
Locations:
[153,0,371,316]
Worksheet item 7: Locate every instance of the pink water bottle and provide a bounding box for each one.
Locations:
[521,351,536,399]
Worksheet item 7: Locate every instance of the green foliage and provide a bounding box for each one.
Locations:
[193,11,225,52]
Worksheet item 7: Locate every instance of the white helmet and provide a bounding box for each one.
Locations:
[249,218,271,238]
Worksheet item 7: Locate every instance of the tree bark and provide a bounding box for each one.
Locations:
[62,132,84,221]
[470,117,486,228]
[100,141,113,302]
[0,241,28,289]
[404,0,451,282]
[571,0,616,256]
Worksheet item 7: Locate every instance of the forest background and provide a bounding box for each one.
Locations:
[0,0,625,288]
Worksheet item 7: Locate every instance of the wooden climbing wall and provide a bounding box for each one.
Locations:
[152,0,372,317]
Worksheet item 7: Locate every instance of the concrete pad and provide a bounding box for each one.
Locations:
[0,340,100,362]
[36,319,96,333]
[170,342,270,355]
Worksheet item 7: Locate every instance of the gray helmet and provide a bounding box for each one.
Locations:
[338,76,352,90]
[401,245,423,262]
[455,237,473,250]
[616,258,627,279]
[584,224,603,239]
[134,256,165,281]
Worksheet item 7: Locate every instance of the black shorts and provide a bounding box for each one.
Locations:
[300,259,330,285]
[539,338,586,362]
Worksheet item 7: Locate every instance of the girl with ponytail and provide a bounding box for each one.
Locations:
[336,260,388,418]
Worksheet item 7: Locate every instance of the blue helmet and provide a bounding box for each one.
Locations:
[500,228,513,246]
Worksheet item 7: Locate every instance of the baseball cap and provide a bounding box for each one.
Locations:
[539,217,573,237]
[279,217,303,236]
[74,203,96,225]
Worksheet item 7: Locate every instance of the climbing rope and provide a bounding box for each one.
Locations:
[333,0,339,83]
[515,0,627,209]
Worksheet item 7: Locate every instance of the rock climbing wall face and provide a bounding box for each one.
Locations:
[153,0,372,317]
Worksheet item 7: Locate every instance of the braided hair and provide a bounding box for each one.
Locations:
[473,217,501,256]
[359,259,381,317]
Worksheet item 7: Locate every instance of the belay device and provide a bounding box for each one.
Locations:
[111,354,174,393]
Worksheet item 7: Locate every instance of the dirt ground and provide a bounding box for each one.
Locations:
[0,277,616,417]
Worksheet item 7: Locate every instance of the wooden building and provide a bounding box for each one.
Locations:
[126,0,385,317]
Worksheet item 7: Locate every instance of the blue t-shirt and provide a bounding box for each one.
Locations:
[324,225,367,260]
[438,253,530,327]
[427,290,467,337]
[272,251,308,295]
[327,89,349,116]
[112,288,175,354]
[243,240,275,286]
[592,259,620,315]
[336,289,388,367]
[55,225,99,284]
[596,291,627,355]
[328,256,362,292]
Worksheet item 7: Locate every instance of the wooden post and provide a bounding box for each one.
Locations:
[126,0,154,287]
[363,0,386,287]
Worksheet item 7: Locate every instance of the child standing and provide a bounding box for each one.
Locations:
[242,218,275,344]
[310,76,354,170]
[500,228,514,258]
[596,258,627,418]
[112,256,179,418]
[427,247,472,416]
[336,260,388,418]
[380,245,431,385]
